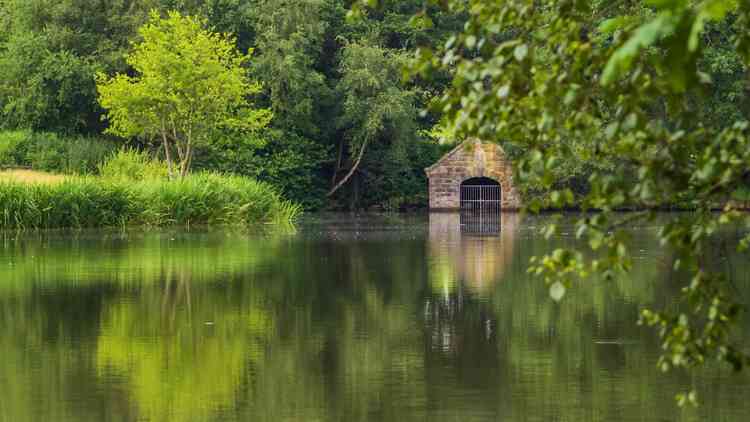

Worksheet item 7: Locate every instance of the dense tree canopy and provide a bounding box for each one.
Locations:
[0,0,154,133]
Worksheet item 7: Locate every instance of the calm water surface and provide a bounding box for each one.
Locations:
[1,213,749,422]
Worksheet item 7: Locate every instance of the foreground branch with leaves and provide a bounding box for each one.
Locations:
[356,0,750,405]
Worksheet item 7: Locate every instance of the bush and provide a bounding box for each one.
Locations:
[192,129,330,210]
[24,132,117,174]
[98,149,168,181]
[0,131,27,166]
[0,173,301,229]
[0,130,117,174]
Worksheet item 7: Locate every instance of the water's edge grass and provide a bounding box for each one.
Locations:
[0,172,301,229]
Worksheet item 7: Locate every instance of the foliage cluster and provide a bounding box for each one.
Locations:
[0,0,151,133]
[0,172,300,229]
[192,129,331,209]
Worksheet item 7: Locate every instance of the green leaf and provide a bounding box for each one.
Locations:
[602,14,678,86]
[550,282,566,302]
[514,44,528,62]
[550,190,561,205]
[497,84,511,99]
[598,16,636,34]
[605,122,619,140]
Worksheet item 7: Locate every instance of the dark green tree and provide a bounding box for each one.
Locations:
[327,40,417,201]
[249,0,334,140]
[0,0,153,133]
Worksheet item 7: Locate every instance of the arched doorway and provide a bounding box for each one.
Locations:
[460,177,501,210]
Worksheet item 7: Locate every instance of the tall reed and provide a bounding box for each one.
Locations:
[0,173,301,229]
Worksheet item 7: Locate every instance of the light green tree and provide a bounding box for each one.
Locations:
[96,10,271,178]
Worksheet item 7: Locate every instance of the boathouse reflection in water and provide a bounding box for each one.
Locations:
[426,212,519,354]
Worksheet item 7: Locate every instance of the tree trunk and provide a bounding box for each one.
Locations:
[332,137,344,185]
[179,134,193,178]
[161,129,175,180]
[327,140,368,197]
[180,145,192,178]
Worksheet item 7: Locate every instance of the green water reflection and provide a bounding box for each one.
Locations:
[0,214,748,421]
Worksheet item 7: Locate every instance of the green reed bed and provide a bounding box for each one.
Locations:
[0,173,301,229]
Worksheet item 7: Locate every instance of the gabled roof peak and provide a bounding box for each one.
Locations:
[425,138,506,174]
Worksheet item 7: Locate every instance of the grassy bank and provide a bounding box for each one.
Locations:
[0,172,301,229]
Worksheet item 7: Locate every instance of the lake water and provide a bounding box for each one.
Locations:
[1,213,749,421]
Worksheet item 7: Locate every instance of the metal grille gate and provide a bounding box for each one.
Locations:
[460,184,501,210]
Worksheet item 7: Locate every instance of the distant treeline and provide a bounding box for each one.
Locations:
[0,0,465,210]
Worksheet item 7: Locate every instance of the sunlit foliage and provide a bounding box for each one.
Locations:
[96,11,271,178]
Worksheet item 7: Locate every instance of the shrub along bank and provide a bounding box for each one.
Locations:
[0,172,301,229]
[0,130,117,174]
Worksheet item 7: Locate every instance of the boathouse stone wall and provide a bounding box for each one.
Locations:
[425,140,521,210]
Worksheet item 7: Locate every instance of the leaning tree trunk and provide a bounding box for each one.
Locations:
[179,142,192,178]
[327,140,368,197]
[179,130,193,178]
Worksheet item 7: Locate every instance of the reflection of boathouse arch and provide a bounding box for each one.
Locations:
[460,208,502,236]
[428,212,519,293]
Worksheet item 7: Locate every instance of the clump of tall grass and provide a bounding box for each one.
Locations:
[135,172,302,226]
[98,149,168,181]
[0,173,301,229]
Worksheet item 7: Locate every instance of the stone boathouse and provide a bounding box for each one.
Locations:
[425,139,521,210]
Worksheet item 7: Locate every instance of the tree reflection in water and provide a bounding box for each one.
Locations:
[2,218,750,421]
